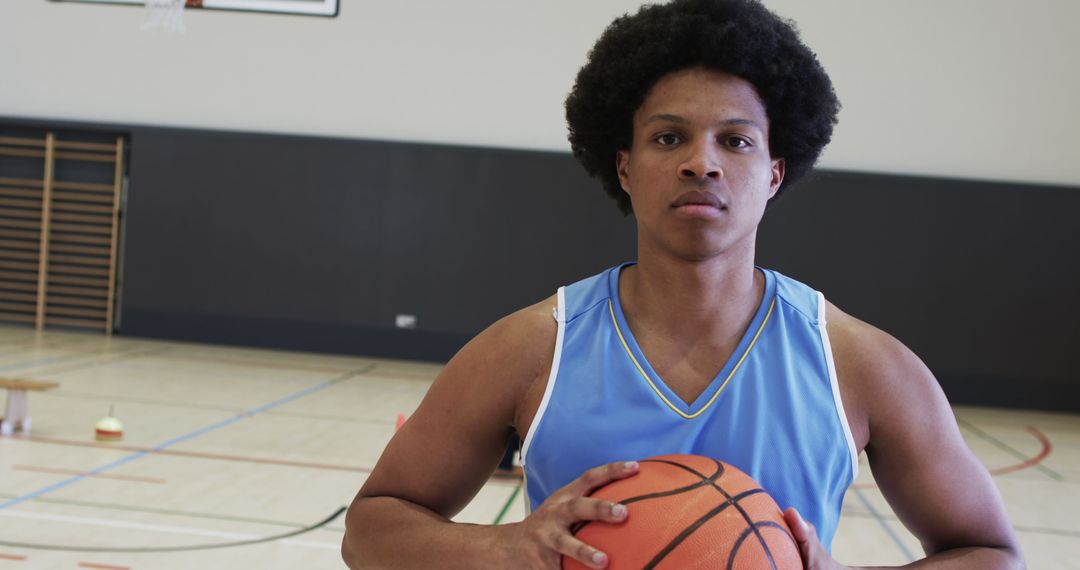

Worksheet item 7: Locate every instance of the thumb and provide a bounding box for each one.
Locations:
[784,507,812,541]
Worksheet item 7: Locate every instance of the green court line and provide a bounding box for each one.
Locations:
[493,484,522,525]
[0,492,305,529]
[955,417,1062,481]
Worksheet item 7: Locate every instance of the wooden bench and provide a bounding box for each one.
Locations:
[1,378,59,436]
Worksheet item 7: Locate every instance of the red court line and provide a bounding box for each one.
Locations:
[12,464,167,484]
[988,426,1053,476]
[851,425,1052,490]
[0,552,26,560]
[25,435,372,474]
[78,563,129,570]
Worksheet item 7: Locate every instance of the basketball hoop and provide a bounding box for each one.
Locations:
[142,0,198,33]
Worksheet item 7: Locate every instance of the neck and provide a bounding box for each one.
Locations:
[620,243,763,343]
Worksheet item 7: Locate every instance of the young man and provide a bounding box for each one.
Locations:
[342,1,1023,568]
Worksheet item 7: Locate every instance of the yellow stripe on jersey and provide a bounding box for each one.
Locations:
[607,297,776,420]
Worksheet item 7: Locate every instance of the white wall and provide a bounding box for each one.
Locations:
[2,0,1078,188]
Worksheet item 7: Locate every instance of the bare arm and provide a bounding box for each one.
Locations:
[341,298,636,569]
[790,303,1023,569]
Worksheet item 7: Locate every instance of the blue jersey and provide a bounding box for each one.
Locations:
[521,263,858,550]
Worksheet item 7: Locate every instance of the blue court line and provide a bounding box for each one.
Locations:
[0,365,375,511]
[852,487,915,562]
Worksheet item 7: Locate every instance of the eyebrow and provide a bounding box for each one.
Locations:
[643,114,763,130]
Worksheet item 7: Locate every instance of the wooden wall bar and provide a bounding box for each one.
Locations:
[0,128,126,333]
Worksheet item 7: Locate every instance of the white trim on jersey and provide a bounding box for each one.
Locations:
[521,286,566,464]
[521,287,567,515]
[818,291,860,481]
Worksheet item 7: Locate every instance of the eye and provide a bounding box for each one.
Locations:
[723,135,752,149]
[654,133,682,146]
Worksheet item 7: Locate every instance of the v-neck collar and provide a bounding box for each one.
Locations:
[606,262,777,419]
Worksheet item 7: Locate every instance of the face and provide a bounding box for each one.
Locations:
[616,67,785,262]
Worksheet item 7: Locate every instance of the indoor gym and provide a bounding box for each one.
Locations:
[1,1,1078,569]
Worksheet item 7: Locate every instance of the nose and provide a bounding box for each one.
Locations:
[677,143,722,182]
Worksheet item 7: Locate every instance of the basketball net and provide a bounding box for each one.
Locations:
[142,0,187,33]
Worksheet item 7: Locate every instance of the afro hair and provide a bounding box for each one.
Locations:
[565,0,840,215]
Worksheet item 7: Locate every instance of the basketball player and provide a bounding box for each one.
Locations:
[342,1,1023,568]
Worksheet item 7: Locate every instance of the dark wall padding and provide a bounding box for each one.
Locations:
[1,117,1077,411]
[119,127,637,360]
[757,171,1080,411]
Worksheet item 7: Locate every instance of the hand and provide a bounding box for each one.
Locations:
[498,460,639,569]
[784,508,850,570]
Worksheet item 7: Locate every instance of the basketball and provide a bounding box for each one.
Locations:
[563,454,801,570]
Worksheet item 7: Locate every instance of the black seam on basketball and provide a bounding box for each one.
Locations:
[618,458,724,504]
[573,458,727,536]
[650,457,777,560]
[573,455,780,570]
[642,458,724,482]
[726,521,788,570]
[640,488,766,569]
[725,493,777,565]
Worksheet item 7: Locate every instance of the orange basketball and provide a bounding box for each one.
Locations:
[563,454,801,570]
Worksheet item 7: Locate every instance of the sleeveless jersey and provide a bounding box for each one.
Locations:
[520,263,858,550]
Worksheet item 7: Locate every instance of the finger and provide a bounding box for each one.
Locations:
[558,497,629,527]
[549,528,610,569]
[564,461,639,497]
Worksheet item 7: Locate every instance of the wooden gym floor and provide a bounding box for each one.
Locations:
[0,325,1076,569]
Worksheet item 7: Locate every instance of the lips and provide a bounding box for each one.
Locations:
[671,190,725,210]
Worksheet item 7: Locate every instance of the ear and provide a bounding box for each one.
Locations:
[768,158,786,199]
[616,149,631,193]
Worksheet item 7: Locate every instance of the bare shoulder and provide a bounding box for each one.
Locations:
[824,300,927,385]
[354,295,557,517]
[823,300,947,451]
[471,294,559,368]
[454,294,558,402]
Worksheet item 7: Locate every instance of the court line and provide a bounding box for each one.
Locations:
[18,435,518,488]
[43,391,407,426]
[11,465,166,484]
[0,365,376,511]
[0,346,167,376]
[152,353,364,375]
[78,562,128,570]
[988,427,1055,477]
[23,435,373,474]
[136,348,439,380]
[0,336,93,357]
[0,347,172,380]
[0,492,307,530]
[840,509,1080,539]
[850,425,1055,490]
[852,488,915,562]
[0,507,344,552]
[956,419,1061,480]
[492,484,522,525]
